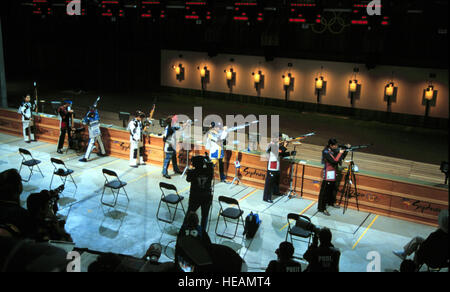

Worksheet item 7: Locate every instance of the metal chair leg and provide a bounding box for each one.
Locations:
[122,187,129,202]
[22,166,33,182]
[69,174,77,189]
[171,203,178,223]
[156,200,163,221]
[101,188,118,208]
[215,213,221,237]
[232,218,240,239]
[36,164,44,178]
[100,186,107,205]
[18,163,23,176]
[156,200,174,223]
[172,201,186,223]
[49,173,55,189]
[111,189,119,207]
[165,202,173,222]
[215,215,241,240]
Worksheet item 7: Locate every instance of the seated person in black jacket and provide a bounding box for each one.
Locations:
[175,212,247,272]
[393,209,448,269]
[0,169,34,239]
[266,241,302,272]
[303,227,340,272]
[175,211,213,272]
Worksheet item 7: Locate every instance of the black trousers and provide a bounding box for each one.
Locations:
[186,195,212,232]
[217,158,226,181]
[318,180,336,212]
[57,128,73,150]
[263,170,280,201]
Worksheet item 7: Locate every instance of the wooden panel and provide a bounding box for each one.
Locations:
[0,108,447,227]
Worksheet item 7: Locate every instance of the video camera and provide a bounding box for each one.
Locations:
[37,184,73,242]
[46,184,65,214]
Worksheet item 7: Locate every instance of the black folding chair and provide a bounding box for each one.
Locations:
[18,148,44,182]
[215,196,245,240]
[156,182,185,224]
[415,237,449,272]
[417,259,449,272]
[285,213,313,254]
[49,158,77,190]
[101,169,129,208]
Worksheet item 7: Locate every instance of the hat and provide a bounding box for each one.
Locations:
[328,138,338,146]
[135,110,145,118]
[438,209,448,233]
[275,241,294,259]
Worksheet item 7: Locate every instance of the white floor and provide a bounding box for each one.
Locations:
[0,132,443,272]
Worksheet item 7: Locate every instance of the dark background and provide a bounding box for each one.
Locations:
[0,0,448,164]
[1,0,448,94]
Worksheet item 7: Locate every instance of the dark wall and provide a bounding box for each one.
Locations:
[1,1,162,92]
[0,0,447,93]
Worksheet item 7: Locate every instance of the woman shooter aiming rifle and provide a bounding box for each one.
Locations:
[317,138,350,216]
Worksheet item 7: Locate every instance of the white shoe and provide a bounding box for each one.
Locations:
[393,250,406,260]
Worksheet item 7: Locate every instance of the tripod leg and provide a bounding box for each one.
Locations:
[338,171,350,206]
[352,171,359,211]
[181,150,189,178]
[287,162,295,198]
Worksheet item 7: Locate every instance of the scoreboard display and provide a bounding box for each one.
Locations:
[99,0,125,18]
[31,0,53,16]
[139,1,166,19]
[64,0,87,16]
[288,0,321,24]
[184,1,207,21]
[351,0,390,26]
[233,0,264,23]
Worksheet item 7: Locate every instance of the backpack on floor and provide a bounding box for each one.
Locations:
[243,212,261,239]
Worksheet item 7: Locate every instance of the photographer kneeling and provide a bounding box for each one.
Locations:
[184,155,214,233]
[26,188,73,242]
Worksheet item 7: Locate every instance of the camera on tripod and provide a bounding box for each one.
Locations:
[47,184,65,214]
